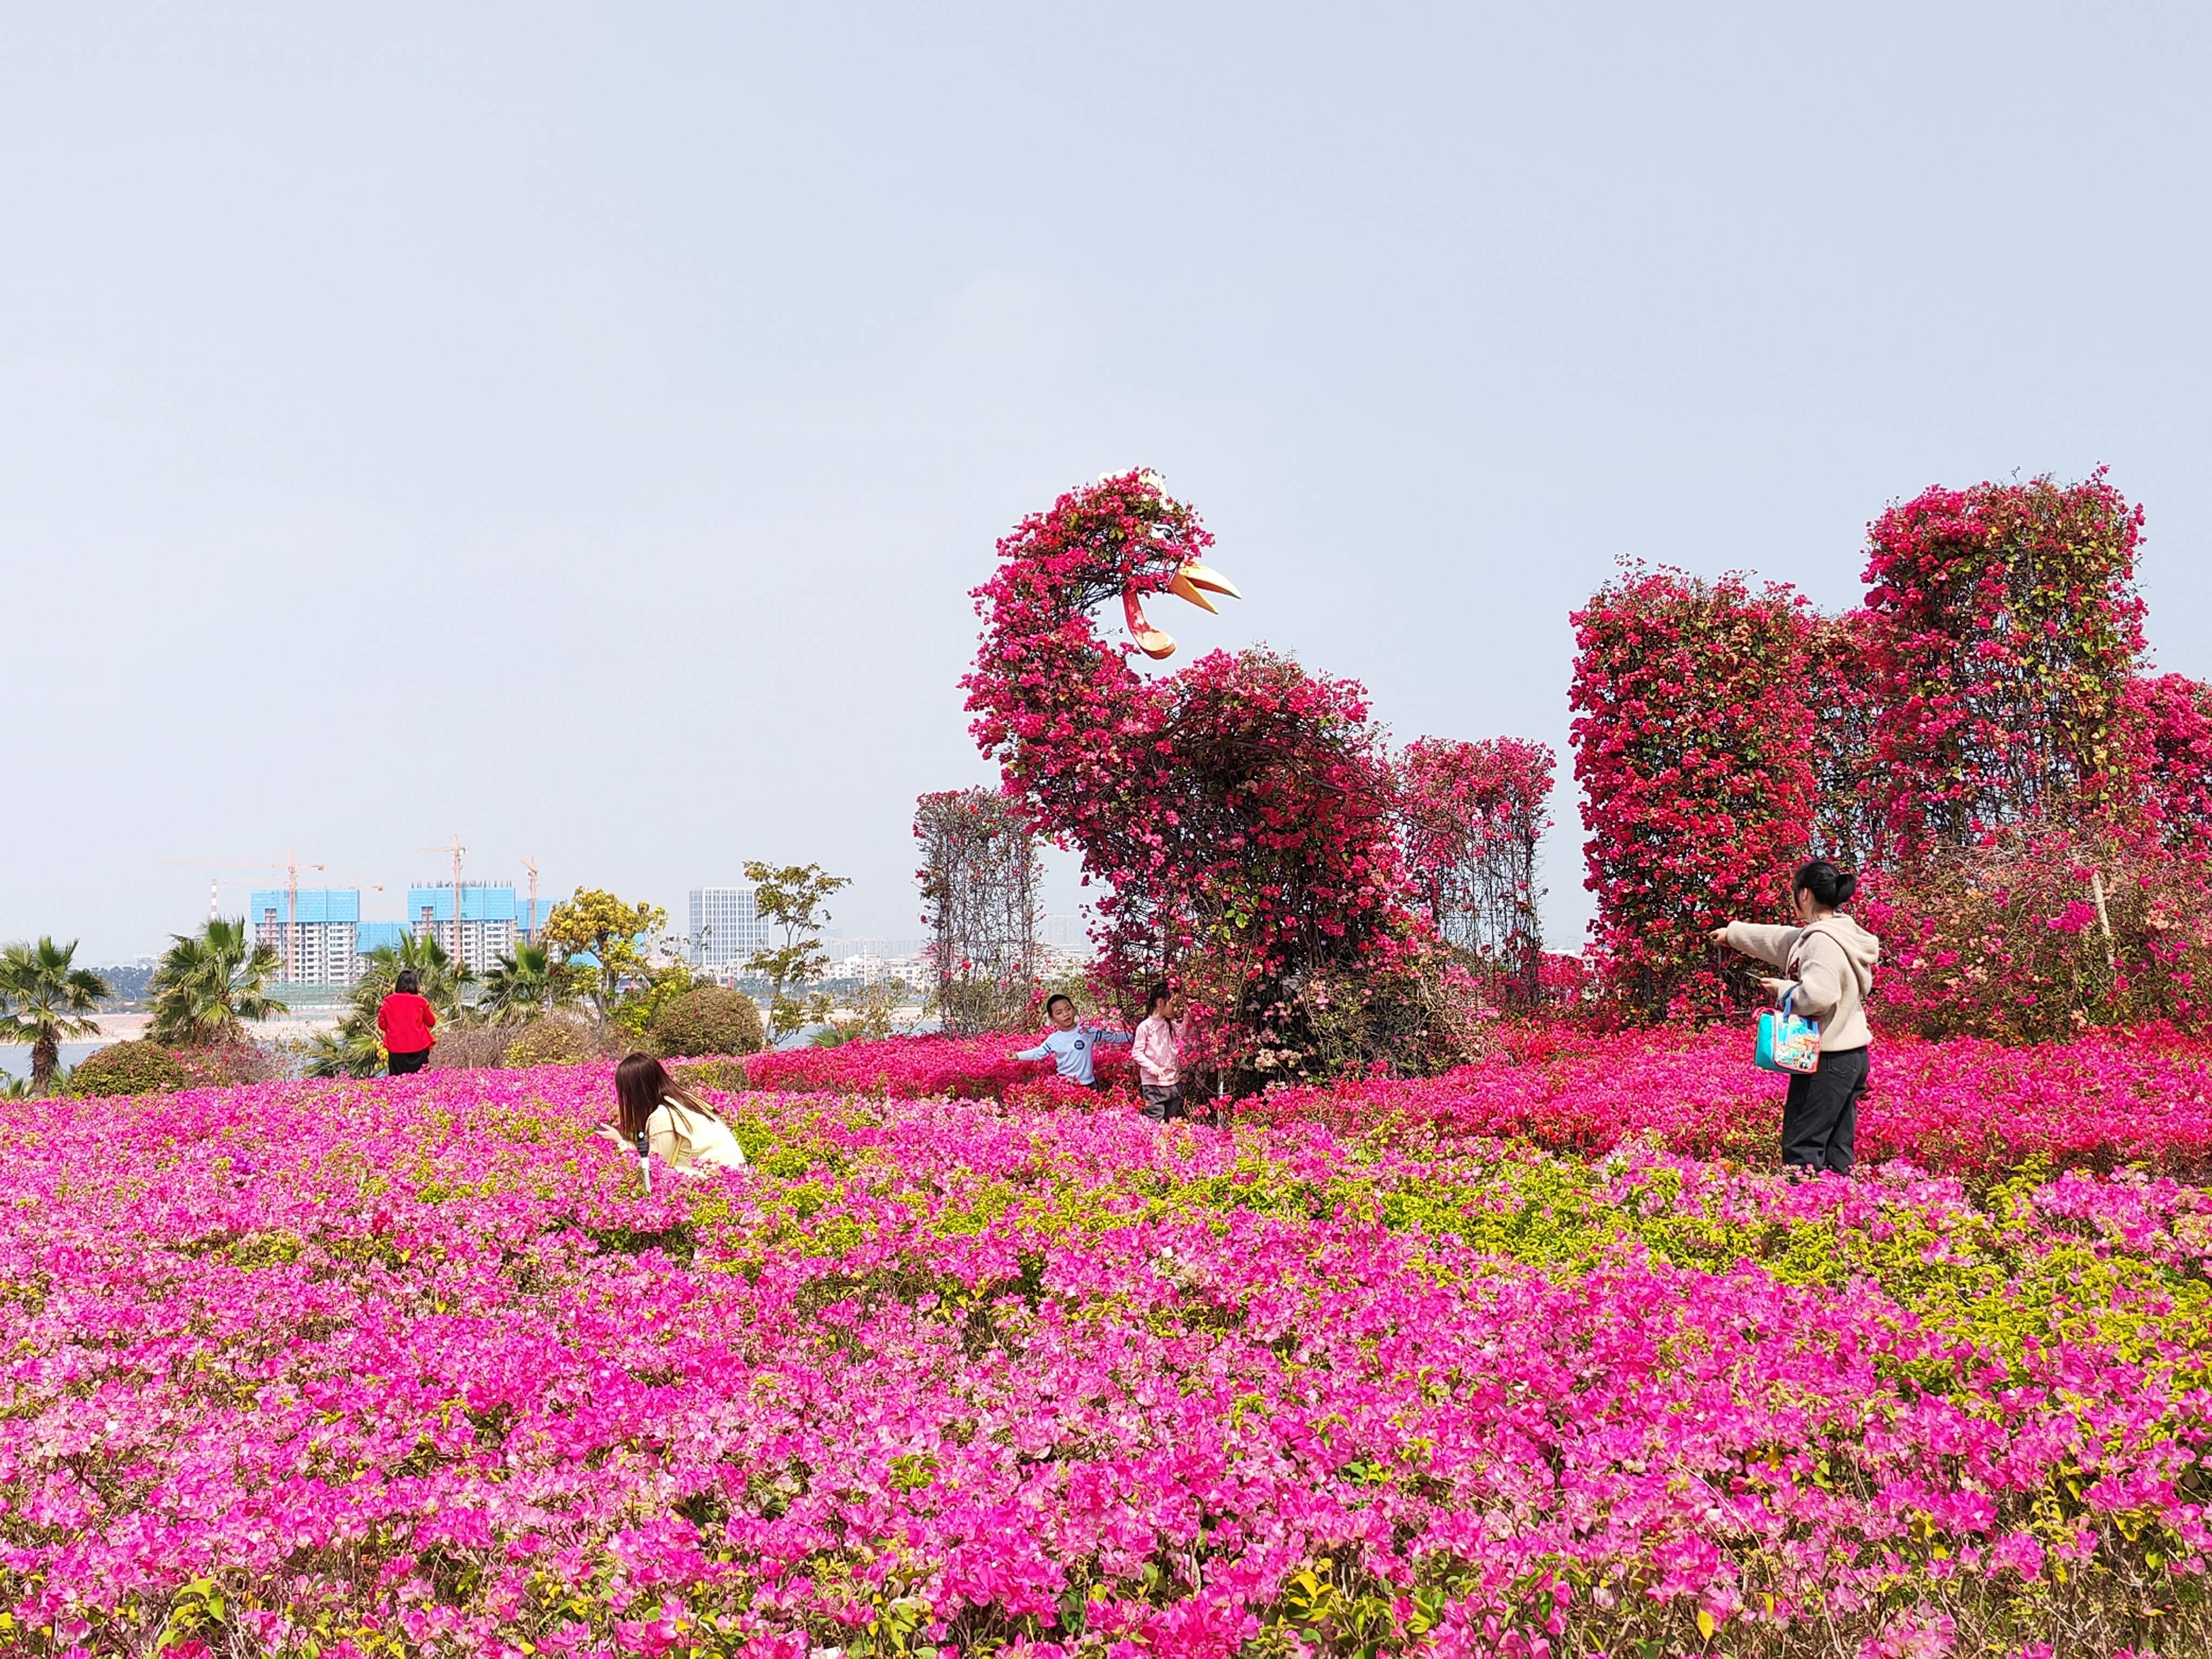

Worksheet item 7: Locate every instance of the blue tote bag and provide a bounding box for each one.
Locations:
[1754,988,1822,1076]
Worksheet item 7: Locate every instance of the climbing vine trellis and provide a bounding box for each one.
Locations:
[914,788,1042,1034]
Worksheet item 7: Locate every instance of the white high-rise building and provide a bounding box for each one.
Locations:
[251,888,362,985]
[689,885,771,973]
[407,883,520,978]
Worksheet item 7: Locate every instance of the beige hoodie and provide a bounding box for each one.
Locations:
[1723,913,1881,1051]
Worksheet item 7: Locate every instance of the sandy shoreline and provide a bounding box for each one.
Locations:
[82,1010,343,1043]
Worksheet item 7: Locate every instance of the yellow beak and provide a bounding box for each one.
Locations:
[1174,562,1242,603]
[1125,561,1239,660]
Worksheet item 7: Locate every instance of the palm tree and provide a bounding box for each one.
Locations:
[148,918,287,1047]
[0,939,110,1095]
[479,942,573,1025]
[303,1019,386,1080]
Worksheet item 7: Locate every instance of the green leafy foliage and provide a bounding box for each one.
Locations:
[69,1039,188,1098]
[479,942,577,1026]
[743,861,849,1039]
[650,984,765,1058]
[539,888,665,1020]
[147,919,286,1047]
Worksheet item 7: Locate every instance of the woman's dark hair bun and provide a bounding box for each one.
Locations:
[1793,860,1857,909]
[394,968,421,995]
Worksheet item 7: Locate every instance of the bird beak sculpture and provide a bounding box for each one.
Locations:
[1125,562,1240,659]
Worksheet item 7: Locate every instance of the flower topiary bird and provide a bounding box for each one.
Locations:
[963,470,1449,1082]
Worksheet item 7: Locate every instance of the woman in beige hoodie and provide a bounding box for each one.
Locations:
[1709,860,1881,1175]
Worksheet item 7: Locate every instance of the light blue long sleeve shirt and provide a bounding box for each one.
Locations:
[1015,1024,1131,1085]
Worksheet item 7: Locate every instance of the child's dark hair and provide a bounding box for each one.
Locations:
[394,969,420,996]
[1045,993,1075,1016]
[1793,860,1858,909]
[1145,981,1173,1016]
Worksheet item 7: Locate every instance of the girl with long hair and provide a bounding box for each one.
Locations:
[607,1052,748,1179]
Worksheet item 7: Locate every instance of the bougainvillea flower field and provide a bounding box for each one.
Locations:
[756,1028,2212,1179]
[12,1051,2212,1657]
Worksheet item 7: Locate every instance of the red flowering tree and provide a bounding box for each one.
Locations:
[914,787,1041,1034]
[1862,473,2147,857]
[1569,563,1818,1022]
[2121,672,2212,858]
[1397,736,1554,1004]
[962,471,1460,1085]
[1803,609,1886,872]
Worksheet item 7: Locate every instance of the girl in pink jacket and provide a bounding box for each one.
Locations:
[1132,982,1186,1122]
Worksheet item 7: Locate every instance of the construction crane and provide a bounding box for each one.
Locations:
[414,835,468,970]
[521,856,541,943]
[161,851,327,982]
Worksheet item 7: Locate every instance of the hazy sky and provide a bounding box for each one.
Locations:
[5,3,2209,963]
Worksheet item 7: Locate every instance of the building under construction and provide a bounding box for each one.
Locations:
[246,882,544,984]
[407,882,524,977]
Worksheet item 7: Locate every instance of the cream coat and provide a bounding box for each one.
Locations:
[601,1095,748,1175]
[1724,913,1881,1052]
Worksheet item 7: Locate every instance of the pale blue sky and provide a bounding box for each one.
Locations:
[5,3,2208,961]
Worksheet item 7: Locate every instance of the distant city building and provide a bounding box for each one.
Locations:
[517,895,555,943]
[1038,912,1096,968]
[825,935,929,966]
[689,886,771,972]
[408,882,520,976]
[250,887,362,985]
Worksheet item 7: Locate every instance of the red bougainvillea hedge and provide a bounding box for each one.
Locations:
[1570,473,2212,1031]
[1568,563,1818,1022]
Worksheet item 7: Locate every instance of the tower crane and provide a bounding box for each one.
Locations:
[413,836,468,970]
[161,851,327,982]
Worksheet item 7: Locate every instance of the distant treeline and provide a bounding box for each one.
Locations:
[94,963,155,1010]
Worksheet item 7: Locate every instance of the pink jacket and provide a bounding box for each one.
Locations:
[1133,1015,1181,1087]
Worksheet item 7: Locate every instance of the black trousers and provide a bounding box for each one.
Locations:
[1782,1045,1868,1174]
[388,1048,431,1076]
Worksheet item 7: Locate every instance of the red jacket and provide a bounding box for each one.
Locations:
[377,992,437,1054]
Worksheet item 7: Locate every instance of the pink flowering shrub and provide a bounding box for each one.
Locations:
[754,1025,2212,1181]
[1245,1020,2212,1177]
[1564,476,2212,1039]
[747,1031,1134,1104]
[2123,670,2212,858]
[8,1065,2212,1654]
[1568,563,1818,1022]
[1804,607,1888,871]
[1855,826,2212,1042]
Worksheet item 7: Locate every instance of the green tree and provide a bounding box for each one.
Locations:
[611,963,702,1044]
[743,860,850,1039]
[147,918,286,1048]
[539,888,666,1021]
[480,942,577,1026]
[0,938,111,1095]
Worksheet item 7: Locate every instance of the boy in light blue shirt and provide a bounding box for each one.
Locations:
[1016,993,1132,1090]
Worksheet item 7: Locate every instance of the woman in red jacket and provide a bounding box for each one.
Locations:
[376,969,437,1075]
